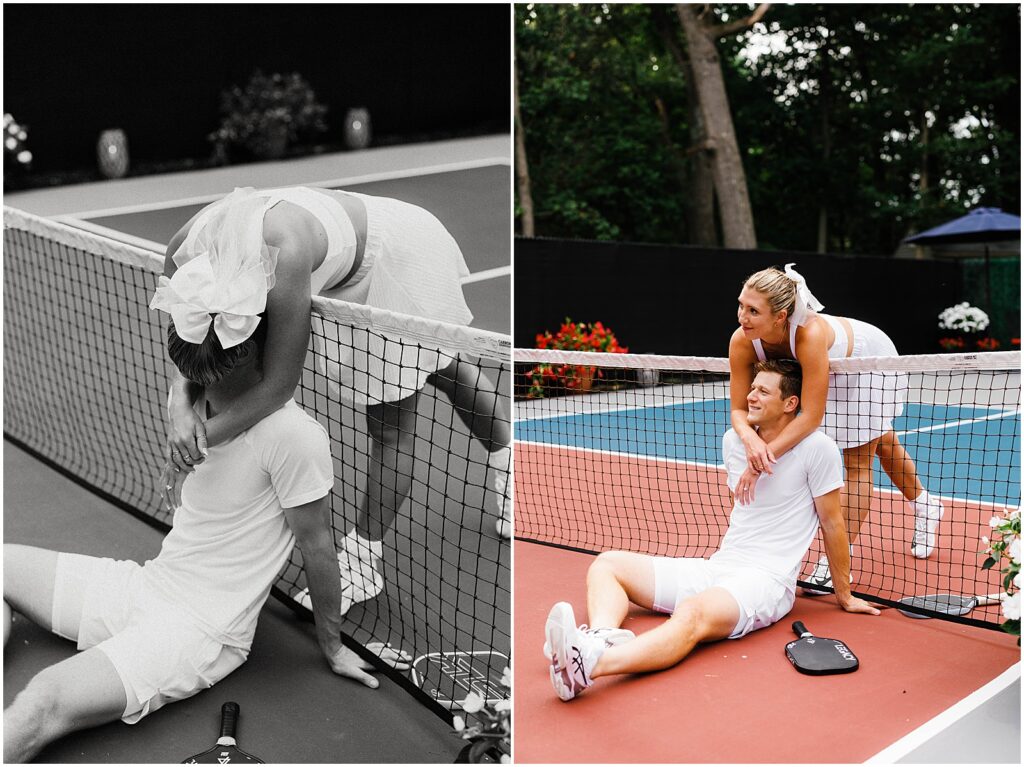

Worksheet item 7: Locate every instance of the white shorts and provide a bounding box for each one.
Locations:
[651,557,795,639]
[52,553,248,724]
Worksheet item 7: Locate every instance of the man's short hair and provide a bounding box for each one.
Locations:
[167,314,268,387]
[753,358,802,401]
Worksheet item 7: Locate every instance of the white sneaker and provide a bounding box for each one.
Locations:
[802,557,833,596]
[544,602,608,701]
[293,586,355,618]
[542,625,635,659]
[911,498,944,559]
[337,545,384,605]
[488,447,512,540]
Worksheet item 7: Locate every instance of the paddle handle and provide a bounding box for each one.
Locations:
[218,702,239,745]
[792,621,811,638]
[977,593,1004,606]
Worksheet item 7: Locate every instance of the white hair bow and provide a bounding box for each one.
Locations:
[149,190,278,348]
[784,263,824,326]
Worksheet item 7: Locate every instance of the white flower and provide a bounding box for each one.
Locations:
[990,516,1002,528]
[461,692,486,714]
[16,150,31,164]
[4,136,16,150]
[938,302,990,333]
[494,699,511,712]
[500,755,511,764]
[500,665,511,688]
[1000,591,1020,621]
[452,716,466,732]
[1009,538,1020,564]
[982,536,989,545]
[1014,571,1022,590]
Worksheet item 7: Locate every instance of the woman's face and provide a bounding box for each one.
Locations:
[737,286,780,339]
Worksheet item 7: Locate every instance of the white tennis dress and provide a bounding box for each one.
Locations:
[177,186,473,405]
[752,314,905,449]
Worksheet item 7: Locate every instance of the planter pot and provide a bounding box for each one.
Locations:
[97,129,129,179]
[345,107,371,149]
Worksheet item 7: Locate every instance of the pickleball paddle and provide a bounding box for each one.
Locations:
[784,621,859,675]
[896,592,1002,619]
[182,701,264,763]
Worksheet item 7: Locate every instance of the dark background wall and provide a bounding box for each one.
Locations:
[514,238,968,356]
[3,4,510,173]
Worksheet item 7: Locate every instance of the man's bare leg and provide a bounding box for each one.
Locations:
[3,544,128,762]
[591,587,740,677]
[4,648,127,763]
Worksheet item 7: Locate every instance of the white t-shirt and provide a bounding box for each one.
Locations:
[711,428,844,584]
[142,400,334,648]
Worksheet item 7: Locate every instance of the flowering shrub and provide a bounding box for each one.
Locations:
[526,319,628,398]
[975,337,1001,351]
[209,71,328,161]
[981,507,1020,643]
[452,666,510,763]
[3,113,32,171]
[938,302,990,334]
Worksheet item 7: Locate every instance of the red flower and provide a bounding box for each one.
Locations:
[939,337,965,351]
[976,337,1001,351]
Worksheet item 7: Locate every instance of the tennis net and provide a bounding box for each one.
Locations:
[514,347,1020,630]
[3,205,511,720]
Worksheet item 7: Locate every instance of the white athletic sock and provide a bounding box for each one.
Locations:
[488,444,511,472]
[912,490,943,519]
[344,528,383,563]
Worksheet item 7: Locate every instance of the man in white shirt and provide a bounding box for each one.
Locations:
[3,318,403,762]
[544,358,880,702]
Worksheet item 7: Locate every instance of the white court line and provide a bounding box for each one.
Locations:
[461,266,510,285]
[64,157,510,219]
[514,438,726,473]
[897,408,1021,436]
[53,216,165,253]
[864,662,1020,764]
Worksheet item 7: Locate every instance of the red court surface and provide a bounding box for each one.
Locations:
[513,540,1021,764]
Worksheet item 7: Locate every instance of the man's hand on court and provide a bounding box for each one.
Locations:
[327,643,411,688]
[837,595,881,616]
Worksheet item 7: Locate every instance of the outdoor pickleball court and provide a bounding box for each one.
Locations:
[514,370,1021,763]
[4,139,510,762]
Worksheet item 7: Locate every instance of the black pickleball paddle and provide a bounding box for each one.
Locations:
[182,702,264,763]
[784,621,859,675]
[896,592,1002,619]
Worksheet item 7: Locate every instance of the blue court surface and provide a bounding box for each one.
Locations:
[516,395,1021,507]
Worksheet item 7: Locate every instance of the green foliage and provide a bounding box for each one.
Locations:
[516,3,1021,254]
[516,4,691,241]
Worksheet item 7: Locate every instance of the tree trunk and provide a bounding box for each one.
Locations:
[817,33,831,254]
[675,4,763,250]
[655,12,717,246]
[514,59,535,238]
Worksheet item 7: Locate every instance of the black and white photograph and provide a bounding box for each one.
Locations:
[3,3,511,763]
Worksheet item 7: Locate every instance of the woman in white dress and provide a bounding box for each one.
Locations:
[151,186,512,612]
[727,265,943,592]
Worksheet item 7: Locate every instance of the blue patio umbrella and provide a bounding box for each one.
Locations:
[904,207,1021,246]
[904,207,1021,312]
